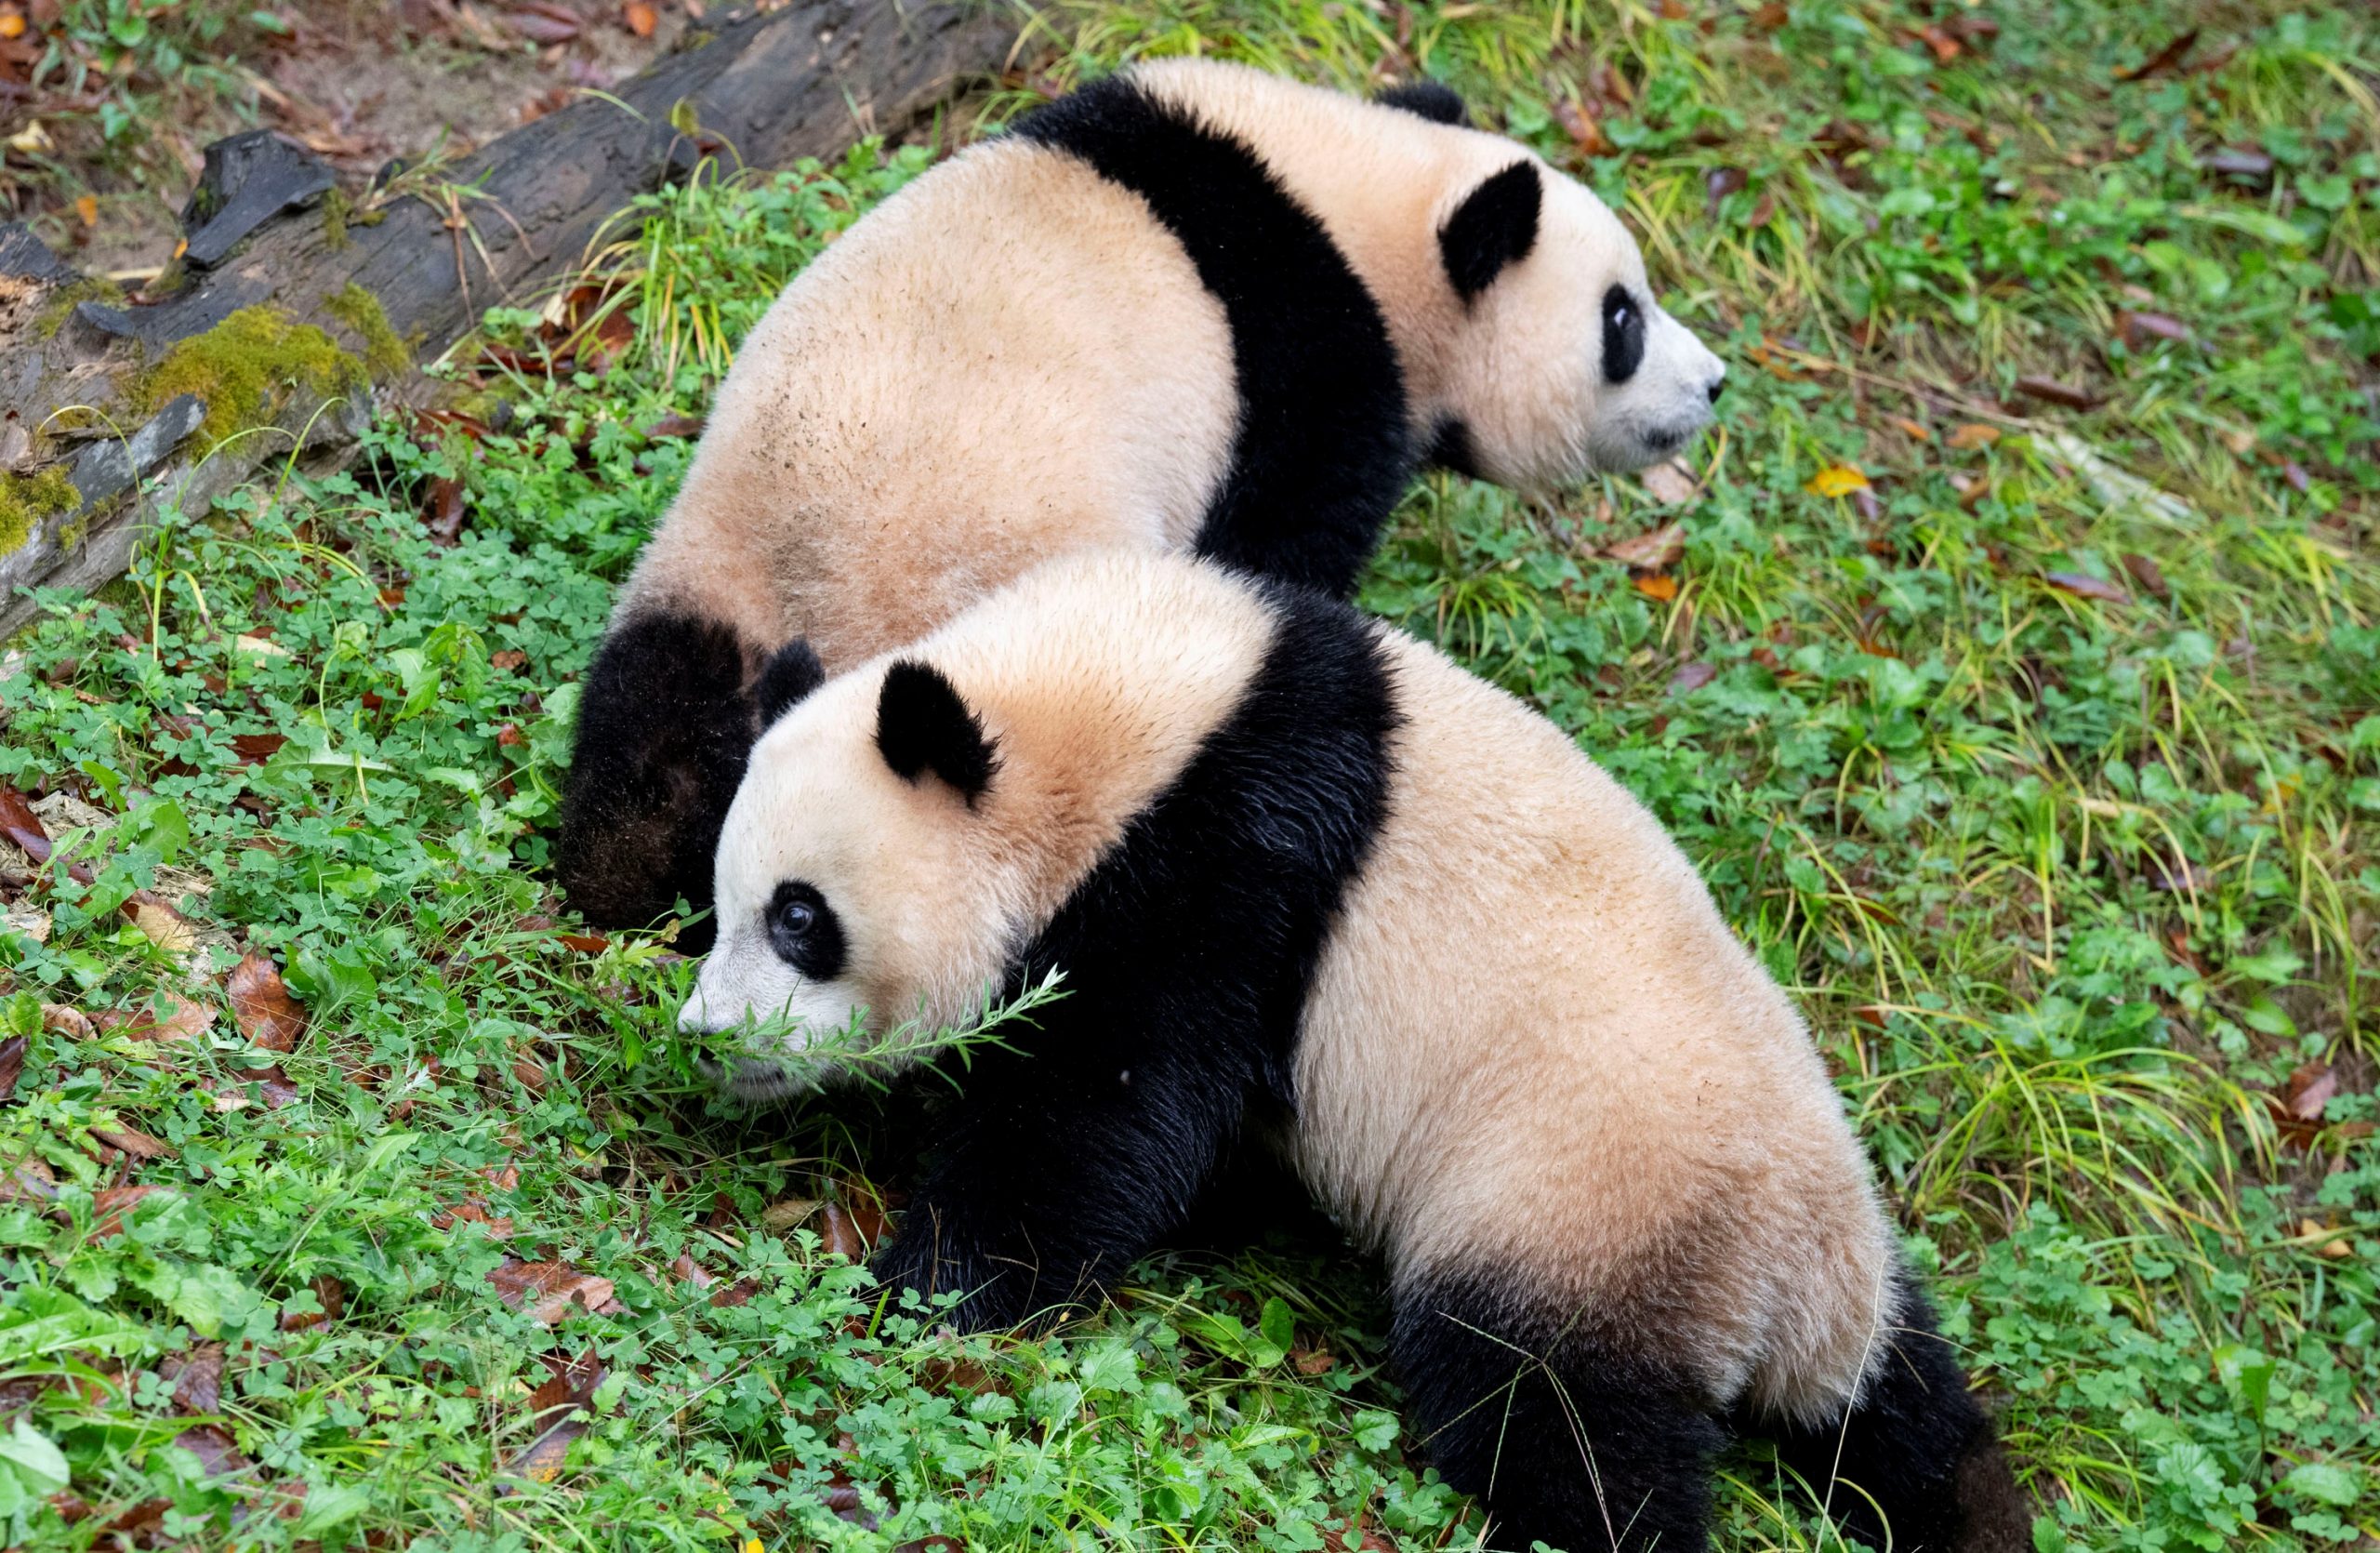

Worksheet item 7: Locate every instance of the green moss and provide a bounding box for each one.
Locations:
[356,207,385,229]
[35,276,128,340]
[322,187,352,251]
[0,467,81,556]
[323,283,410,380]
[133,305,365,452]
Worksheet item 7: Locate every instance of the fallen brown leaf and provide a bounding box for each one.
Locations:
[97,995,216,1043]
[0,1036,22,1104]
[2121,552,2169,599]
[171,1424,248,1478]
[425,477,468,546]
[280,1274,347,1333]
[558,933,609,953]
[1633,573,1681,603]
[506,1348,606,1482]
[2117,311,2191,350]
[761,1196,823,1230]
[1600,523,1686,570]
[435,1200,516,1239]
[226,951,307,1053]
[2117,28,2197,81]
[1946,422,2002,451]
[1913,22,1960,62]
[2014,376,2098,410]
[1638,460,1699,505]
[39,1003,94,1040]
[488,1258,623,1323]
[91,1121,173,1160]
[2143,852,2206,893]
[90,1184,162,1238]
[1704,166,1749,218]
[2201,146,2273,179]
[639,411,707,439]
[230,733,286,765]
[1,1158,57,1205]
[1668,661,1717,696]
[2045,571,2128,604]
[818,1203,866,1261]
[166,1342,224,1415]
[126,894,198,955]
[507,5,581,44]
[1551,97,1612,157]
[0,786,52,862]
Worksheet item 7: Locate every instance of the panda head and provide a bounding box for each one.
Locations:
[1424,153,1726,489]
[679,646,1015,1101]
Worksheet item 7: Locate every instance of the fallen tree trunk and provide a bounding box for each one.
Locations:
[0,0,1013,638]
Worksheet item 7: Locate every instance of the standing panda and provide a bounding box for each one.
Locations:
[678,551,2031,1553]
[557,60,1728,948]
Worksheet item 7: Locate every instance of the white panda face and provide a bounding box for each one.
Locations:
[677,659,1020,1102]
[1434,160,1726,490]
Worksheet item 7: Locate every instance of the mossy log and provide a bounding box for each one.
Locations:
[0,0,1012,638]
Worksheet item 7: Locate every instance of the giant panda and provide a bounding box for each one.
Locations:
[557,59,1728,949]
[676,551,2031,1553]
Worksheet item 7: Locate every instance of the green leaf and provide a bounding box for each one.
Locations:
[0,1417,70,1494]
[1260,1297,1297,1358]
[1352,1410,1399,1453]
[2214,1344,2274,1423]
[2281,1462,2361,1507]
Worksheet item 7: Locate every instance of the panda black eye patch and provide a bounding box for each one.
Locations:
[1602,285,1646,385]
[765,881,845,980]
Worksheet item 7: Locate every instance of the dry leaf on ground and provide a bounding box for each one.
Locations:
[226,952,307,1052]
[1599,523,1686,570]
[1638,460,1699,505]
[488,1258,623,1323]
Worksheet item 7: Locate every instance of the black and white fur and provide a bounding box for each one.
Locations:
[556,60,1726,947]
[680,552,2030,1553]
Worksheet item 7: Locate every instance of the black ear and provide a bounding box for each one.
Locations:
[876,659,998,803]
[754,638,826,725]
[1438,160,1541,302]
[1377,79,1468,126]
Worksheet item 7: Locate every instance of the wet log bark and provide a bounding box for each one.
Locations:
[0,0,1012,638]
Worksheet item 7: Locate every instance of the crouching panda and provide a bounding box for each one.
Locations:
[677,551,2032,1553]
[557,59,1727,948]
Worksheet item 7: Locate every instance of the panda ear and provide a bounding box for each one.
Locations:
[1377,79,1468,126]
[876,659,998,803]
[754,638,826,725]
[1438,160,1541,302]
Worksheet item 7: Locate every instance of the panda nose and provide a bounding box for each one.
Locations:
[1706,372,1726,405]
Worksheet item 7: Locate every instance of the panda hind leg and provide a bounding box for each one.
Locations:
[1392,1268,1726,1553]
[1759,1266,2032,1553]
[555,610,775,951]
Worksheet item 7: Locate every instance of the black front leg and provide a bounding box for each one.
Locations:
[554,610,759,951]
[871,1052,1247,1331]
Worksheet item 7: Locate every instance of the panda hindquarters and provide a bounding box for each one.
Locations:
[1279,630,2027,1552]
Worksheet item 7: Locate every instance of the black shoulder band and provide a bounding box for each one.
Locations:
[1012,79,1414,598]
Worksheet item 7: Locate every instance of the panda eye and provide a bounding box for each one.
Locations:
[764,882,845,979]
[1602,285,1646,385]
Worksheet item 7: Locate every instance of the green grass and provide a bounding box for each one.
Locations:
[2,0,2376,1548]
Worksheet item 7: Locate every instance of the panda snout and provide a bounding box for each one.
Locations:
[1705,367,1726,405]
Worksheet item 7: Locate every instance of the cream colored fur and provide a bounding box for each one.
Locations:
[686,551,1897,1422]
[1295,626,1894,1422]
[625,140,1239,670]
[1130,59,1724,488]
[682,551,1270,1086]
[628,60,1719,672]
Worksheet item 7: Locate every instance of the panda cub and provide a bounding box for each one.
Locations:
[681,552,2030,1553]
[558,60,1727,948]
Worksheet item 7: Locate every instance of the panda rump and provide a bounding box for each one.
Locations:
[684,551,2027,1553]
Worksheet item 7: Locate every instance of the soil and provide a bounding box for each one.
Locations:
[51,0,690,276]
